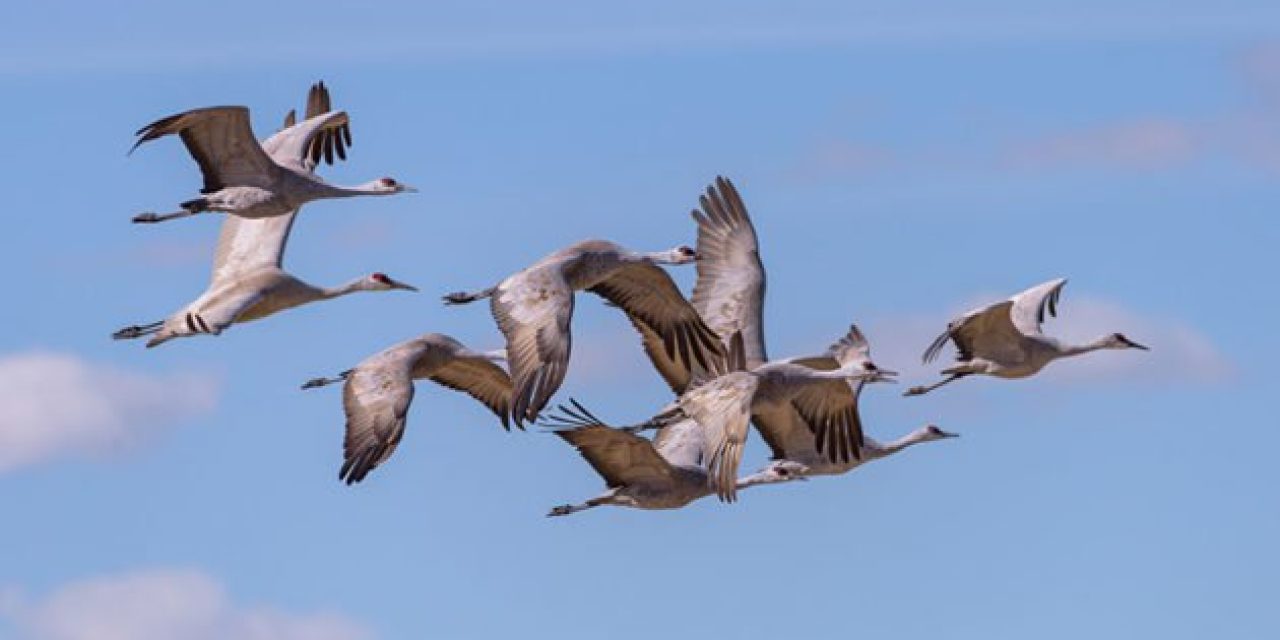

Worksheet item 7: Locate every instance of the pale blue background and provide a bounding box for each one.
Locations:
[1,1,1277,638]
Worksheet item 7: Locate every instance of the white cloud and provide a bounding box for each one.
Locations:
[862,293,1231,387]
[0,351,219,473]
[0,568,372,640]
[1002,119,1198,171]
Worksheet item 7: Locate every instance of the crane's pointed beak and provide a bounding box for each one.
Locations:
[399,184,419,193]
[390,279,418,292]
[871,368,899,383]
[1120,336,1149,350]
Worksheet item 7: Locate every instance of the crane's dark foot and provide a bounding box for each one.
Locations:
[903,386,929,397]
[132,212,162,224]
[442,291,477,305]
[112,322,161,340]
[547,504,578,517]
[301,370,351,390]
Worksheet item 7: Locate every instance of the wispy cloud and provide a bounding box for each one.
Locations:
[0,568,371,640]
[862,293,1231,388]
[1001,118,1198,171]
[0,351,219,473]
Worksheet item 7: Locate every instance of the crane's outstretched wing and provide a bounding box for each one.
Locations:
[258,110,350,174]
[416,337,514,431]
[589,262,725,379]
[544,401,676,490]
[1008,278,1067,337]
[680,373,757,503]
[133,106,279,192]
[492,267,575,426]
[339,348,416,484]
[691,176,767,367]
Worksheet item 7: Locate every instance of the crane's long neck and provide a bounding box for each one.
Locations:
[734,472,775,489]
[310,180,392,199]
[635,249,687,266]
[318,277,369,300]
[866,431,929,458]
[1058,335,1113,358]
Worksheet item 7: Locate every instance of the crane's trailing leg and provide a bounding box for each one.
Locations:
[112,321,163,340]
[132,198,209,224]
[301,369,353,390]
[903,373,967,397]
[546,495,610,517]
[441,286,496,305]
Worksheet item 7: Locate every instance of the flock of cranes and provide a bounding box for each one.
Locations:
[115,82,1149,517]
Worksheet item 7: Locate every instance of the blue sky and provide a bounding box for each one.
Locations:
[1,1,1278,638]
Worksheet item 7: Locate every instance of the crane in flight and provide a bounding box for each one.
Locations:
[129,86,413,224]
[302,334,513,484]
[905,278,1149,396]
[113,82,416,348]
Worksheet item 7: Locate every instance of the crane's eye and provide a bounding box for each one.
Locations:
[379,177,397,187]
[863,362,878,371]
[776,467,789,476]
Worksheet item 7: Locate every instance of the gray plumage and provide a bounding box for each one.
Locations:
[302,333,513,484]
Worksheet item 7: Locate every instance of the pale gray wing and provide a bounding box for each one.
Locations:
[651,415,706,469]
[544,402,676,489]
[209,213,297,285]
[491,266,575,425]
[413,336,514,431]
[589,262,726,378]
[1008,278,1067,337]
[679,372,757,503]
[339,344,420,484]
[132,106,279,191]
[259,110,350,174]
[690,176,767,368]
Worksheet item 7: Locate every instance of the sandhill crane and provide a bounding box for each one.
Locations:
[904,278,1149,397]
[543,401,781,516]
[639,333,885,502]
[301,333,513,484]
[442,239,725,426]
[743,325,956,485]
[113,83,417,348]
[628,177,867,464]
[129,87,414,224]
